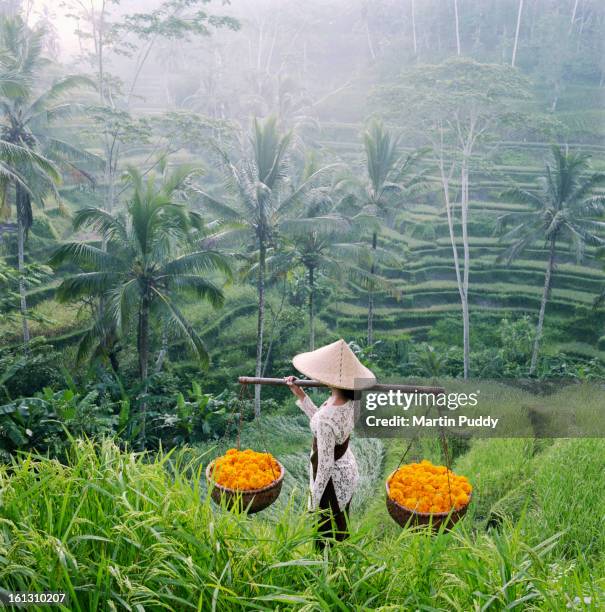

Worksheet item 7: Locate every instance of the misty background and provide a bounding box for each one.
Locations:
[11,0,605,129]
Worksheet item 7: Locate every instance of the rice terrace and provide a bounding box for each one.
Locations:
[0,0,604,610]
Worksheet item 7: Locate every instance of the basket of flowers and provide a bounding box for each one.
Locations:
[386,459,472,529]
[206,448,285,514]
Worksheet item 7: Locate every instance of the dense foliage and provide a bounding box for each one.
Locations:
[0,1,603,609]
[0,435,602,609]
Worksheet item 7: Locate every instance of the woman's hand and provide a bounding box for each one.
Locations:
[284,376,306,400]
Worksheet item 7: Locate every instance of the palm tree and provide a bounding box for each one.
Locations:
[342,119,426,345]
[198,116,331,417]
[279,229,348,352]
[596,250,605,310]
[0,16,96,347]
[409,343,448,377]
[272,196,358,351]
[498,146,605,375]
[50,165,232,433]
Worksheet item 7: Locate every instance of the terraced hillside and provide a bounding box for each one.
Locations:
[4,80,605,366]
[307,119,605,363]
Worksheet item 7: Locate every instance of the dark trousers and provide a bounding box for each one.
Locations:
[315,477,351,551]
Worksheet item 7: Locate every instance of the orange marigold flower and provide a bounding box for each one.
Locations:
[387,460,472,514]
[211,448,281,491]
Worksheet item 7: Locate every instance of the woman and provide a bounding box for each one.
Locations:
[284,338,376,549]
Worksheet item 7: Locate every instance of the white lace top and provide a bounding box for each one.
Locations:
[296,395,359,511]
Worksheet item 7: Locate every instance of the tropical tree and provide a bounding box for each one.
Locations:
[0,259,51,336]
[341,119,426,345]
[278,226,350,352]
[498,146,605,375]
[198,116,331,417]
[62,0,238,213]
[408,343,449,377]
[596,250,605,310]
[49,165,232,434]
[376,58,531,378]
[272,191,368,351]
[0,16,96,347]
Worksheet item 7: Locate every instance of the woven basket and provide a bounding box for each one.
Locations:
[206,460,285,514]
[385,469,471,530]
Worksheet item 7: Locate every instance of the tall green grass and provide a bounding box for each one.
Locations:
[0,438,602,610]
[532,438,605,557]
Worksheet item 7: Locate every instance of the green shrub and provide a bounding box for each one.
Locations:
[0,387,118,460]
[0,343,66,400]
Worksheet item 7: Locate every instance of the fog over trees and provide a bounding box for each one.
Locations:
[0,0,604,608]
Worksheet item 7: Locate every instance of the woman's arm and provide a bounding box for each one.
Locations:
[296,395,319,419]
[311,419,336,509]
[285,376,318,418]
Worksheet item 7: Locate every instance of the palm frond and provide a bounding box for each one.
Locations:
[195,188,243,221]
[252,116,292,189]
[344,263,403,299]
[0,72,26,98]
[48,242,122,271]
[364,119,400,194]
[160,250,233,279]
[499,186,544,209]
[394,148,430,182]
[28,75,96,115]
[43,137,104,168]
[29,102,80,124]
[279,215,351,236]
[161,164,203,196]
[0,139,61,183]
[72,207,128,241]
[566,172,605,207]
[0,159,31,194]
[56,272,118,301]
[498,232,541,264]
[277,164,339,216]
[150,286,209,366]
[74,326,98,368]
[200,222,250,249]
[105,278,139,334]
[167,274,225,307]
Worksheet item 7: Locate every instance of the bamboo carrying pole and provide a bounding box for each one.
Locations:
[238,376,445,396]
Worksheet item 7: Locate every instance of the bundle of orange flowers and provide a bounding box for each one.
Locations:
[211,448,281,491]
[387,459,472,514]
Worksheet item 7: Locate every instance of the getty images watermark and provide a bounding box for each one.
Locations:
[353,379,605,438]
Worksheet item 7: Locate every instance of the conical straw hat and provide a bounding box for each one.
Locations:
[292,339,376,390]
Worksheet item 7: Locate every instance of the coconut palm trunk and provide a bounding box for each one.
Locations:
[308,265,315,351]
[17,218,30,347]
[497,146,605,376]
[254,238,266,418]
[15,182,30,349]
[530,239,555,375]
[138,295,151,382]
[367,230,377,346]
[137,290,151,441]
